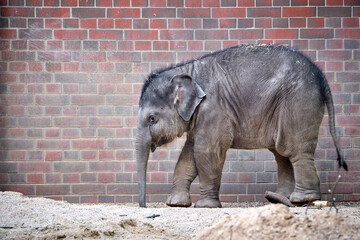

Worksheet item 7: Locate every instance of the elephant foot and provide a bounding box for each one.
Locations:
[195,198,222,208]
[290,191,321,204]
[265,191,293,207]
[166,191,192,207]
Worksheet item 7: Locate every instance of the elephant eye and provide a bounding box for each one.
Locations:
[148,115,157,126]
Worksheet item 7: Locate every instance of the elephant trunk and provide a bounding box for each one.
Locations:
[135,131,151,207]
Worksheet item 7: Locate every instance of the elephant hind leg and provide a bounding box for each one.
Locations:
[270,149,295,199]
[289,152,321,203]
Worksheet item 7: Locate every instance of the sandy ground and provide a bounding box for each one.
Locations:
[0,191,359,240]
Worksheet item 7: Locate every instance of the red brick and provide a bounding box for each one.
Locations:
[3,51,36,61]
[54,30,87,40]
[125,30,158,40]
[47,40,62,50]
[99,150,114,160]
[185,19,202,29]
[37,8,70,17]
[135,41,152,50]
[336,116,360,126]
[0,29,16,39]
[64,62,79,72]
[255,18,272,28]
[6,151,25,163]
[27,174,44,184]
[36,95,69,105]
[319,50,352,61]
[167,0,183,6]
[170,40,187,50]
[188,40,203,50]
[44,0,60,6]
[45,129,59,138]
[45,84,61,93]
[196,30,228,40]
[220,19,237,28]
[336,29,360,39]
[98,62,114,72]
[63,19,79,28]
[143,8,176,18]
[9,129,25,138]
[247,7,281,17]
[1,7,34,17]
[63,173,80,183]
[108,52,140,61]
[73,139,105,149]
[143,52,176,62]
[132,0,148,6]
[71,95,104,105]
[301,28,336,39]
[96,0,112,6]
[336,72,360,82]
[152,41,167,51]
[89,117,122,127]
[89,30,123,40]
[72,8,105,18]
[99,41,116,51]
[19,162,51,173]
[213,8,246,18]
[73,52,106,62]
[98,19,114,28]
[308,18,324,28]
[319,7,351,17]
[45,63,61,72]
[150,172,166,183]
[10,62,27,72]
[283,7,316,17]
[326,62,343,71]
[54,117,87,127]
[230,29,263,39]
[62,128,80,138]
[45,151,62,161]
[168,19,184,29]
[108,8,140,18]
[160,30,193,40]
[99,173,115,182]
[8,85,25,95]
[80,19,97,29]
[343,18,359,27]
[326,39,343,49]
[266,29,298,39]
[150,19,166,29]
[150,0,166,6]
[37,185,70,195]
[115,19,132,29]
[61,0,78,6]
[178,8,211,18]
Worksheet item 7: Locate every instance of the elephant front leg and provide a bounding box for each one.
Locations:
[166,137,197,207]
[193,147,227,208]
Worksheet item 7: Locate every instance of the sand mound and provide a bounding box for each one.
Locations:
[195,204,360,240]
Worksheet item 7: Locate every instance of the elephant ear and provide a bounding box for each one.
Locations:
[171,74,206,121]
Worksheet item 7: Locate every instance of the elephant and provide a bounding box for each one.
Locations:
[135,44,348,208]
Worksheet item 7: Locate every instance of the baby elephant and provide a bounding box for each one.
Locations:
[136,44,348,208]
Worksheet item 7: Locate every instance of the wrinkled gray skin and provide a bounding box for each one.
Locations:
[136,45,348,208]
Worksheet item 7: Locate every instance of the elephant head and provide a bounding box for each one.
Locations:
[136,73,206,207]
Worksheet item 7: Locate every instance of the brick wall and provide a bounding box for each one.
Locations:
[0,0,359,204]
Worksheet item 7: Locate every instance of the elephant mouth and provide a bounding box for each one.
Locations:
[151,144,157,152]
[151,137,172,152]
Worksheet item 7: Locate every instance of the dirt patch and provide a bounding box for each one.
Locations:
[0,191,359,239]
[196,204,360,240]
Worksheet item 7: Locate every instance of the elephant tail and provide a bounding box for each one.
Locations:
[320,70,348,171]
